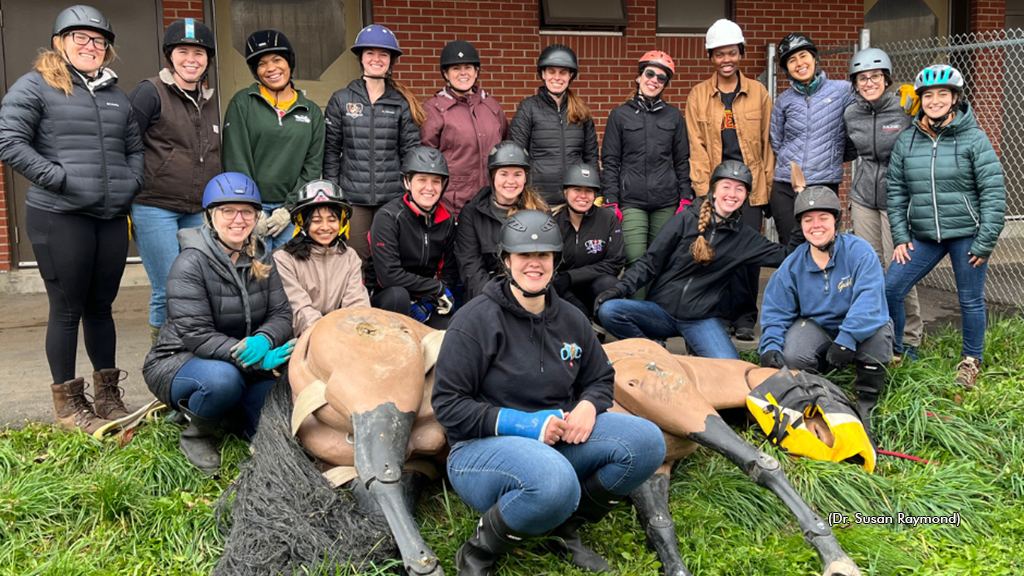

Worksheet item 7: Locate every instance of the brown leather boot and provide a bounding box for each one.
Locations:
[954,356,981,390]
[52,378,111,436]
[93,368,132,421]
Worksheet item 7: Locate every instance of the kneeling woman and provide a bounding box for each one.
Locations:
[367,146,458,328]
[596,161,797,359]
[433,210,665,574]
[273,179,370,336]
[144,173,295,472]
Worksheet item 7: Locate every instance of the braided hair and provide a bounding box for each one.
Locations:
[690,197,716,266]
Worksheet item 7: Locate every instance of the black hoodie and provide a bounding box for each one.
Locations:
[432,279,614,445]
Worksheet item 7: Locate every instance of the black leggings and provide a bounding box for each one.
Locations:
[26,206,128,383]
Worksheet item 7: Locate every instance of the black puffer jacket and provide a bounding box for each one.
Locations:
[143,227,293,406]
[554,205,625,285]
[509,88,599,205]
[323,79,421,207]
[366,194,458,298]
[0,67,144,218]
[455,186,508,301]
[600,97,694,210]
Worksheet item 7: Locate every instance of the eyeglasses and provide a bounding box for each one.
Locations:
[643,69,669,84]
[217,207,258,221]
[69,32,108,50]
[856,72,885,86]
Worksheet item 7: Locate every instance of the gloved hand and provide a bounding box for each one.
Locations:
[604,202,623,223]
[899,84,920,116]
[410,300,435,323]
[551,273,572,295]
[760,350,785,369]
[676,198,692,214]
[826,342,856,369]
[254,213,269,237]
[260,338,297,371]
[230,334,272,368]
[265,207,292,237]
[593,287,622,317]
[436,288,454,315]
[496,408,564,442]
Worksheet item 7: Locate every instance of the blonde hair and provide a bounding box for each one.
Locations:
[36,35,117,96]
[690,198,715,265]
[389,77,427,126]
[205,211,272,281]
[564,88,592,125]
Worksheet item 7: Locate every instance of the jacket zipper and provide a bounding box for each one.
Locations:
[369,99,377,205]
[963,196,980,227]
[930,135,941,241]
[871,107,880,208]
[89,87,111,217]
[680,225,717,302]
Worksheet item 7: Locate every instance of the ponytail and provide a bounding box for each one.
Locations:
[388,77,427,126]
[690,199,715,265]
[564,88,592,125]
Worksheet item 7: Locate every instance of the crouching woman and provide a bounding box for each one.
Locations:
[144,173,295,472]
[432,210,665,575]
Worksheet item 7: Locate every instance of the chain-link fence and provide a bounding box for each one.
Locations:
[766,30,1024,309]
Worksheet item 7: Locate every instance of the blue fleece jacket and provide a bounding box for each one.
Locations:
[759,233,888,354]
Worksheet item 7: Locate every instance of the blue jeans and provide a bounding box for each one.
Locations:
[170,357,275,437]
[885,236,988,358]
[598,299,740,359]
[447,412,665,534]
[131,205,204,327]
[261,202,297,251]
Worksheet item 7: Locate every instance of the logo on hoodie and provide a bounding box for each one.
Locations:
[585,239,604,254]
[346,103,363,118]
[560,343,582,367]
[838,276,853,293]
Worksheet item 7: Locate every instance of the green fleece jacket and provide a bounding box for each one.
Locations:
[221,83,325,204]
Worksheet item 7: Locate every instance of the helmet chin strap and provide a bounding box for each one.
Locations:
[926,96,957,130]
[500,258,551,299]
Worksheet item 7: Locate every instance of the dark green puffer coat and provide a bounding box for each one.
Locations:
[886,101,1006,258]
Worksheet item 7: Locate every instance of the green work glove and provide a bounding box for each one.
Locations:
[230,334,271,368]
[260,339,297,371]
[265,207,291,237]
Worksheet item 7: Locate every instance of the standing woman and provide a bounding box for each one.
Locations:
[129,18,221,341]
[144,173,295,472]
[600,50,694,298]
[885,65,1006,389]
[843,49,923,361]
[0,5,145,435]
[273,179,369,337]
[222,30,326,251]
[323,25,424,262]
[509,44,598,206]
[456,141,548,301]
[421,40,508,220]
[687,20,773,341]
[434,210,665,575]
[770,33,854,244]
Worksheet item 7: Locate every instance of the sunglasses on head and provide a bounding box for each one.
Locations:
[643,69,669,84]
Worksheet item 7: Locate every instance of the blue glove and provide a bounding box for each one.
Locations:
[410,300,435,323]
[260,339,297,371]
[230,334,271,367]
[496,408,564,441]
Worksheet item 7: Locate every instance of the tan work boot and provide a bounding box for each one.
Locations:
[51,378,112,436]
[93,368,132,421]
[954,356,981,390]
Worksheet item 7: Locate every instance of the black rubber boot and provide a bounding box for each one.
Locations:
[456,503,530,576]
[630,474,693,576]
[853,363,886,440]
[176,400,221,472]
[545,473,621,573]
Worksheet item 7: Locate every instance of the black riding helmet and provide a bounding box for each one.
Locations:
[778,33,818,80]
[402,146,450,210]
[289,180,351,243]
[440,40,480,76]
[794,186,843,251]
[245,30,295,82]
[562,163,601,191]
[497,210,563,297]
[163,18,216,59]
[488,141,531,173]
[537,44,578,82]
[709,160,754,191]
[53,5,115,43]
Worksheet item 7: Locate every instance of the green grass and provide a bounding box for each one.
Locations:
[3,317,1024,575]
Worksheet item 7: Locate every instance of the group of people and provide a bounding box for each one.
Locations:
[0,5,1006,575]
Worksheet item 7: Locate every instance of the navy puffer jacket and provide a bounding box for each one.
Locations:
[323,79,421,207]
[0,67,144,218]
[770,74,854,184]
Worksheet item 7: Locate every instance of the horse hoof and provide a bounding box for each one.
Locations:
[823,557,861,576]
[405,561,444,576]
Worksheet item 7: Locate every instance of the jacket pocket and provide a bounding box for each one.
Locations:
[963,195,980,227]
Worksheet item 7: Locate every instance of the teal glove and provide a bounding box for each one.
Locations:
[230,334,272,367]
[260,339,297,371]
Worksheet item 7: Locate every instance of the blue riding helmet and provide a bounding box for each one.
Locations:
[203,172,262,209]
[350,25,402,58]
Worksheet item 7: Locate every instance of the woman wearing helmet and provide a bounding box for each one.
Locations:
[456,141,549,300]
[595,161,798,360]
[551,164,624,320]
[273,179,369,337]
[366,146,458,329]
[433,210,665,576]
[0,5,145,435]
[687,20,774,341]
[759,187,892,435]
[842,48,923,361]
[144,173,295,472]
[129,18,222,341]
[509,44,599,206]
[222,30,326,250]
[885,64,1006,389]
[770,33,855,245]
[601,49,694,300]
[421,40,508,220]
[324,25,425,262]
